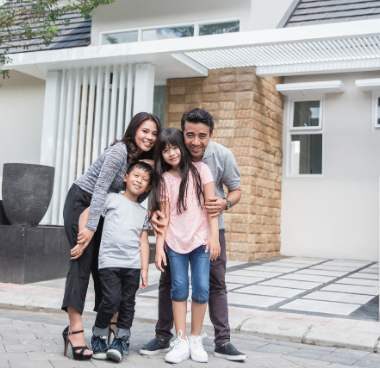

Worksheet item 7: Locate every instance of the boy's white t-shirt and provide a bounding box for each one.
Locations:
[99,192,148,270]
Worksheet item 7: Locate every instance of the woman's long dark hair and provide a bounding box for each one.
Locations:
[121,112,161,162]
[151,128,204,215]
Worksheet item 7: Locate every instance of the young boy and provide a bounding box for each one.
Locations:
[80,161,153,362]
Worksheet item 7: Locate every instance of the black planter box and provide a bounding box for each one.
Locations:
[0,224,69,284]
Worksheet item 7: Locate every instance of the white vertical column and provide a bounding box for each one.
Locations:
[100,66,111,152]
[133,63,155,114]
[92,66,104,161]
[51,70,68,224]
[117,64,126,139]
[125,65,134,130]
[108,64,120,143]
[84,67,97,171]
[76,68,89,178]
[58,69,75,220]
[68,68,81,188]
[40,70,61,224]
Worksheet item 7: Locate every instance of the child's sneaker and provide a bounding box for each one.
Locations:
[107,336,130,362]
[164,331,190,364]
[189,335,208,362]
[91,334,108,360]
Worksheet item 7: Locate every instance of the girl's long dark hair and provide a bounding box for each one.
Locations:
[121,112,161,162]
[151,128,204,215]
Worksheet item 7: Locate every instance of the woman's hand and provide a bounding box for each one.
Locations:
[151,210,169,236]
[140,269,148,288]
[71,228,94,260]
[77,227,94,245]
[207,236,221,261]
[70,241,91,260]
[155,246,167,272]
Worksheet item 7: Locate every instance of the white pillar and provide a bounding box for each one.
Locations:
[40,70,61,224]
[133,63,155,114]
[40,70,61,166]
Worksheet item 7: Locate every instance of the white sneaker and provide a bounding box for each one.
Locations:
[164,331,190,364]
[189,335,208,363]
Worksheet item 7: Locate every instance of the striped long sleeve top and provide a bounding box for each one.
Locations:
[74,142,129,231]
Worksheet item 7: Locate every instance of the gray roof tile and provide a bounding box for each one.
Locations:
[1,0,91,54]
[284,0,380,27]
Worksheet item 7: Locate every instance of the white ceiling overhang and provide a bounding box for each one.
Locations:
[7,18,380,80]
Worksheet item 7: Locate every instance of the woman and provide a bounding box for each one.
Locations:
[61,112,161,360]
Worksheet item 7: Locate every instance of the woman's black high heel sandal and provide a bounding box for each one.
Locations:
[108,321,117,344]
[63,326,93,360]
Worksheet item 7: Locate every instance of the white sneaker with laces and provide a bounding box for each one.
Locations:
[164,331,190,364]
[189,335,208,363]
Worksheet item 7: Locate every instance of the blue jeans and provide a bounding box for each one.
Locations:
[167,245,210,304]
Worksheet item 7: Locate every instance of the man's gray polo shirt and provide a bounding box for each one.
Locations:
[202,140,240,230]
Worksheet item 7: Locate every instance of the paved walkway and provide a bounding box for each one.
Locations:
[4,308,380,368]
[0,257,379,352]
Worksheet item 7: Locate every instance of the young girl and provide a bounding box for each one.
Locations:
[152,128,220,364]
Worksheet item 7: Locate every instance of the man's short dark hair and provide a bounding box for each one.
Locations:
[126,160,154,186]
[181,108,214,133]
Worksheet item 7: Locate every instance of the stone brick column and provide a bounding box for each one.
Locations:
[166,67,283,261]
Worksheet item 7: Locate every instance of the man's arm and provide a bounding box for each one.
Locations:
[205,147,241,216]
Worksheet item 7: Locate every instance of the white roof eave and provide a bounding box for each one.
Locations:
[7,18,380,79]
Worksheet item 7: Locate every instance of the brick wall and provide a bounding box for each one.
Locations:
[166,67,283,261]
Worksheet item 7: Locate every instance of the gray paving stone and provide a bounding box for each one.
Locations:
[49,360,94,368]
[322,284,377,296]
[4,343,43,353]
[260,279,321,290]
[228,291,284,307]
[225,274,264,284]
[280,299,361,316]
[279,274,334,283]
[354,354,380,368]
[351,273,378,280]
[235,284,304,298]
[303,291,374,304]
[254,342,299,354]
[336,278,378,287]
[323,349,371,365]
[296,269,348,277]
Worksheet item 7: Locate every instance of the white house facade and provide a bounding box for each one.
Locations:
[1,0,380,261]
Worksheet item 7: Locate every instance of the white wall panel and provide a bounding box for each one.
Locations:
[43,63,140,225]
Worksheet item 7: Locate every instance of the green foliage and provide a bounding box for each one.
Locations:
[0,0,115,77]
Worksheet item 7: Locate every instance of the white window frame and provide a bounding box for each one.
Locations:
[99,18,240,44]
[372,92,380,129]
[286,96,324,177]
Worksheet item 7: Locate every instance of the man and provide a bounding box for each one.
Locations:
[140,108,246,362]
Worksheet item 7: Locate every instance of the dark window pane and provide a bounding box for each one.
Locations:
[290,134,322,175]
[102,31,138,44]
[377,97,380,126]
[199,21,240,36]
[142,26,194,41]
[154,86,166,127]
[293,101,320,127]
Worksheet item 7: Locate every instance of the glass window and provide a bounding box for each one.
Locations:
[142,25,194,41]
[377,97,380,127]
[102,30,139,44]
[154,86,167,127]
[199,20,240,36]
[293,100,320,128]
[290,134,322,175]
